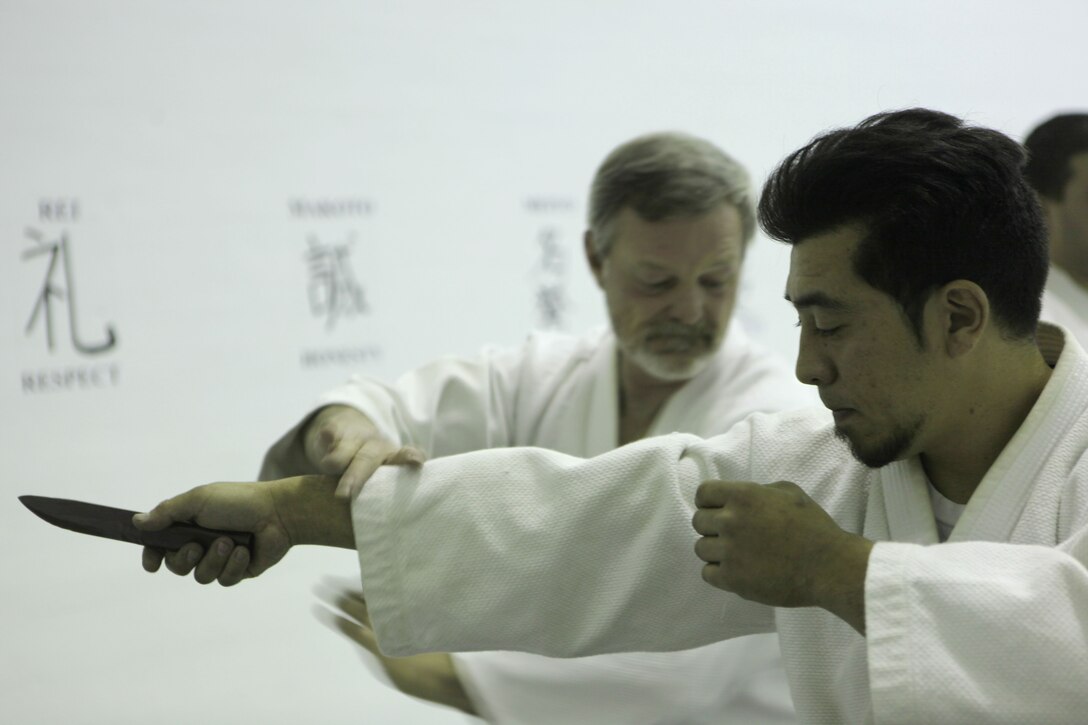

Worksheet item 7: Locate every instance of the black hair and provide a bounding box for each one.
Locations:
[760,108,1048,342]
[1024,113,1088,200]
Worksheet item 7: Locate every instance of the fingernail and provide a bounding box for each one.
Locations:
[217,539,231,556]
[132,513,148,525]
[187,547,200,564]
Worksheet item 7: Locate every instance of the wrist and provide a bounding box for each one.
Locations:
[271,475,356,549]
[812,533,873,634]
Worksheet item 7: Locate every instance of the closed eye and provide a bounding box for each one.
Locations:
[641,279,675,292]
[795,319,843,338]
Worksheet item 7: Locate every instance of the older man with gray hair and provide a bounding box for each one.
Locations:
[248,132,810,723]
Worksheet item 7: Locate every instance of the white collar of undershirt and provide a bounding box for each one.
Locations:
[927,481,967,542]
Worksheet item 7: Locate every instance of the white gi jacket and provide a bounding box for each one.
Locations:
[263,324,811,724]
[1042,266,1088,346]
[351,324,1088,725]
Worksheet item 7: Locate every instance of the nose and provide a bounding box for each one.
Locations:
[668,284,705,325]
[794,329,835,387]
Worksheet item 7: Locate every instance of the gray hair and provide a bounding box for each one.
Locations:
[588,131,756,257]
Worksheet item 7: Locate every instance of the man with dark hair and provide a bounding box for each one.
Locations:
[1025,112,1088,343]
[137,109,1088,723]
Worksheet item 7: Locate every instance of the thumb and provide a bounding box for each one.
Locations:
[385,445,427,467]
[133,488,206,531]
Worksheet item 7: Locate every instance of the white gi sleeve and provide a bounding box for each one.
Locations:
[353,426,780,659]
[316,346,526,455]
[451,637,795,725]
[866,528,1088,724]
[259,342,529,479]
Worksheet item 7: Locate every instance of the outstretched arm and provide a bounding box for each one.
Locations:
[260,342,540,487]
[353,431,779,659]
[134,475,355,586]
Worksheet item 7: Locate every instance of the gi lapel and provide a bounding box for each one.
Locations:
[582,332,620,457]
[950,326,1087,543]
[876,457,939,545]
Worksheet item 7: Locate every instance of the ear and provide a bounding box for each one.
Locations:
[933,280,989,358]
[584,230,605,288]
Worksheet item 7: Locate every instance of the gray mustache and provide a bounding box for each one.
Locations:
[644,322,713,339]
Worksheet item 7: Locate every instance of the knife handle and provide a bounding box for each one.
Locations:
[137,521,255,553]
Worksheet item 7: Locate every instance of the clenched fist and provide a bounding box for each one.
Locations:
[691,480,873,633]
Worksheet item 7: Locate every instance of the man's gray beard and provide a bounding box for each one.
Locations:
[624,344,715,382]
[833,418,922,469]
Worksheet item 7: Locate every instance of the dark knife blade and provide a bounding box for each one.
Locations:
[19,495,254,551]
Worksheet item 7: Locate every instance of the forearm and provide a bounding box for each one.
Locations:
[272,475,355,549]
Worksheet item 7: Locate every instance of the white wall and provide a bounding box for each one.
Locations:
[2,1,1085,722]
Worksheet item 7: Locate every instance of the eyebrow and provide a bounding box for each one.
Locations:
[783,290,852,311]
[634,259,738,273]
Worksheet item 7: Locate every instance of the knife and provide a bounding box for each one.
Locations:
[19,495,254,551]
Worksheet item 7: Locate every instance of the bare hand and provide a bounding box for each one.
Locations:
[314,583,477,715]
[134,481,293,586]
[691,480,872,632]
[303,405,426,498]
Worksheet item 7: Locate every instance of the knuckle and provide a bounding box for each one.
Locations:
[695,481,711,501]
[712,508,732,529]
